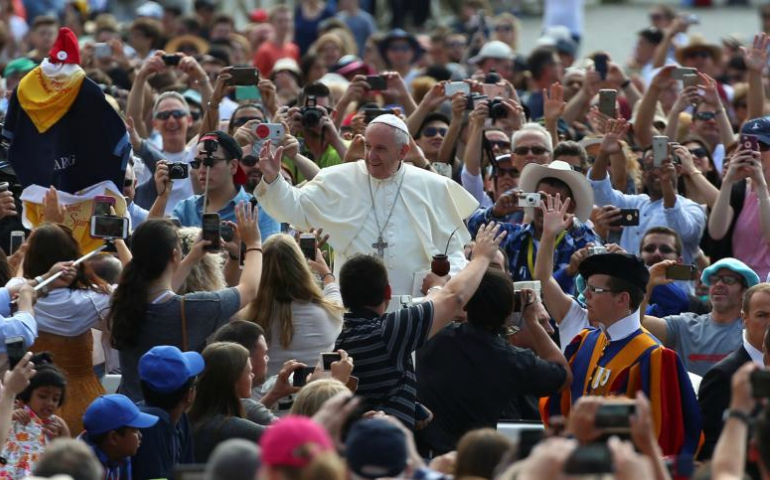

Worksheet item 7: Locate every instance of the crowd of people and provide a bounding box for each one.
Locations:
[1,0,770,479]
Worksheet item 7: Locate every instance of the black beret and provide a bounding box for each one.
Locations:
[578,253,649,293]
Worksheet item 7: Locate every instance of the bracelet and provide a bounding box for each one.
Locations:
[228,252,239,261]
[321,273,335,281]
[245,247,263,255]
[34,276,44,286]
[723,408,751,426]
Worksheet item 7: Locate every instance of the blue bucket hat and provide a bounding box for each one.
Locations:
[700,258,760,287]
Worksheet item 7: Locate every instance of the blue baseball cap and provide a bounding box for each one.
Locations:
[741,116,770,145]
[345,419,408,479]
[139,345,204,393]
[701,258,760,288]
[83,394,159,435]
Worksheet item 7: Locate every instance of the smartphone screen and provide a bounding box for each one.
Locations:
[365,75,387,91]
[91,216,128,239]
[92,196,115,217]
[299,234,316,260]
[321,352,342,370]
[9,231,24,254]
[666,264,698,281]
[598,89,617,117]
[6,336,25,369]
[652,136,669,167]
[202,213,221,252]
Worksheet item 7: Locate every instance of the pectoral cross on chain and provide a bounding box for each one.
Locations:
[372,236,388,258]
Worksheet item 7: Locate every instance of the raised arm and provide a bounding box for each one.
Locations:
[437,91,470,166]
[708,150,752,239]
[543,83,566,150]
[406,82,446,136]
[635,66,676,148]
[533,194,577,323]
[461,100,489,177]
[426,223,506,338]
[126,52,166,139]
[711,362,756,480]
[741,33,769,122]
[200,67,233,137]
[673,145,720,208]
[699,72,735,148]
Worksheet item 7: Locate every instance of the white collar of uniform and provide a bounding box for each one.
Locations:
[363,161,406,186]
[743,330,764,366]
[602,309,641,343]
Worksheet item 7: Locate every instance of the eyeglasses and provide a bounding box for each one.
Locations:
[232,116,264,128]
[123,178,135,187]
[388,44,412,52]
[688,147,708,158]
[190,111,201,121]
[513,146,549,155]
[190,157,229,169]
[241,155,259,167]
[685,50,712,59]
[422,127,448,138]
[583,284,618,294]
[693,111,716,121]
[569,164,586,173]
[708,275,743,286]
[488,140,511,150]
[155,109,189,120]
[641,244,677,255]
[495,25,513,32]
[494,167,519,178]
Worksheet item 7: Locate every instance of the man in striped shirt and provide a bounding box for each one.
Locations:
[335,223,506,429]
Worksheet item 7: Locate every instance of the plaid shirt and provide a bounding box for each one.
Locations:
[468,207,601,293]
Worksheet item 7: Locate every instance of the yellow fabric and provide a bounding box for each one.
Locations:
[17,66,86,133]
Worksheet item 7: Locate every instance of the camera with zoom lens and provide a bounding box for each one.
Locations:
[301,95,325,128]
[168,162,189,180]
[489,97,507,120]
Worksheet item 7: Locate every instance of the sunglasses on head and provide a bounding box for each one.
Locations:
[693,111,716,121]
[422,127,448,138]
[232,116,264,128]
[688,147,708,158]
[641,244,677,255]
[155,109,188,120]
[513,146,549,155]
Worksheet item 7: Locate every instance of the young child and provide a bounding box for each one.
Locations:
[0,353,70,479]
[80,394,159,479]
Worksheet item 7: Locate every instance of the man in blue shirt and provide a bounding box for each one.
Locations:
[468,160,600,291]
[172,131,279,238]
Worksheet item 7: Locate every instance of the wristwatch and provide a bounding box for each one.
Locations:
[723,408,751,425]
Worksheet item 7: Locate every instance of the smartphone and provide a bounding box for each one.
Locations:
[299,233,316,260]
[162,54,181,66]
[682,74,700,91]
[202,213,221,252]
[292,366,316,388]
[5,336,24,370]
[92,195,115,217]
[90,216,129,239]
[235,85,262,101]
[652,136,669,167]
[512,290,523,313]
[228,67,259,85]
[468,94,488,110]
[321,352,342,370]
[365,75,387,91]
[564,444,614,475]
[595,402,635,432]
[255,123,285,144]
[445,81,470,97]
[751,369,770,397]
[672,67,698,80]
[666,264,698,281]
[9,231,24,255]
[598,89,617,118]
[517,429,545,460]
[610,209,640,227]
[219,223,234,243]
[740,133,760,152]
[593,54,608,80]
[94,42,112,59]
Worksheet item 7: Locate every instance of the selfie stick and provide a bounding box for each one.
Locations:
[33,244,109,293]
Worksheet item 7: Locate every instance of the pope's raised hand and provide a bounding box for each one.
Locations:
[258,142,284,184]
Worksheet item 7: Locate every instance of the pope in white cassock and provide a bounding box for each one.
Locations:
[254,114,479,303]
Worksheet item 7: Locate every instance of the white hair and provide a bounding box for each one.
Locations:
[393,127,410,148]
[512,123,553,152]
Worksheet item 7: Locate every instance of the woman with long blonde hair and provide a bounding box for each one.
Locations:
[245,234,343,377]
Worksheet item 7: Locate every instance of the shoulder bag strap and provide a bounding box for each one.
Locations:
[180,296,188,351]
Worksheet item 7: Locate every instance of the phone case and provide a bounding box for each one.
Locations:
[652,137,668,167]
[598,90,617,117]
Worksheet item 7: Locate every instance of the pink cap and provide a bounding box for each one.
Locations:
[260,416,334,468]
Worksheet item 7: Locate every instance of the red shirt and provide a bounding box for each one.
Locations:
[253,41,300,77]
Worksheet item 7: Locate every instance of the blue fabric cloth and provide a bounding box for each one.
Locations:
[172,187,280,240]
[0,287,37,354]
[294,4,336,55]
[132,406,195,480]
[467,207,600,291]
[128,201,148,230]
[80,433,132,480]
[646,283,691,318]
[337,10,377,56]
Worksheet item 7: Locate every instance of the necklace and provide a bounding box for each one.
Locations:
[367,166,406,258]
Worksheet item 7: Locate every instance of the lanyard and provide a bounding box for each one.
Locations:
[526,231,566,277]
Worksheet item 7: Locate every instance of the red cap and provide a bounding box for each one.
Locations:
[234,162,247,185]
[260,416,334,468]
[49,28,81,65]
[249,8,269,23]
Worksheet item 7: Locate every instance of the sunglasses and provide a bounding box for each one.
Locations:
[641,244,677,255]
[124,178,135,187]
[232,116,264,128]
[688,147,708,158]
[190,111,201,121]
[190,157,229,169]
[513,146,549,155]
[422,127,448,138]
[489,140,511,150]
[495,25,513,32]
[241,155,259,167]
[388,44,412,52]
[155,109,188,120]
[708,274,743,286]
[494,167,519,178]
[693,111,716,121]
